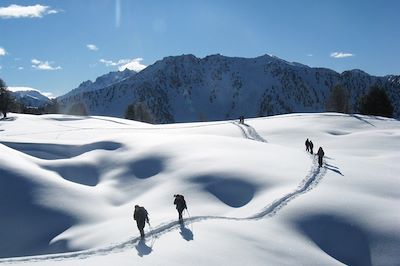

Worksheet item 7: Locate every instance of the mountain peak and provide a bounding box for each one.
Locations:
[341,69,370,77]
[12,90,51,108]
[58,53,400,120]
[60,69,136,99]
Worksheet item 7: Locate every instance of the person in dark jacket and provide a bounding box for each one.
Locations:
[317,147,325,167]
[239,115,245,124]
[134,205,149,238]
[309,140,314,154]
[305,138,310,152]
[173,194,187,222]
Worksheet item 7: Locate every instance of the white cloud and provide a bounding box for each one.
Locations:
[18,67,24,70]
[0,65,2,70]
[42,92,54,98]
[86,44,99,51]
[8,86,36,92]
[31,59,62,71]
[307,54,313,57]
[8,86,54,98]
[0,4,58,19]
[0,47,6,56]
[99,58,147,72]
[99,58,128,67]
[330,52,354,58]
[118,58,147,72]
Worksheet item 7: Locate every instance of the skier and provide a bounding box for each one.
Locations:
[239,115,245,124]
[309,140,314,154]
[173,194,187,222]
[317,147,325,167]
[133,205,149,239]
[305,138,310,152]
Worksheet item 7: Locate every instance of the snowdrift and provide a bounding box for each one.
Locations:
[0,113,399,266]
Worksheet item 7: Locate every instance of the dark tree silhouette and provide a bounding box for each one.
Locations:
[359,86,394,118]
[326,85,349,113]
[125,102,154,123]
[0,78,12,118]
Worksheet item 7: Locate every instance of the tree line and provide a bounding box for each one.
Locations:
[326,84,394,118]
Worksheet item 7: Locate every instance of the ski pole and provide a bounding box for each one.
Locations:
[148,221,152,230]
[185,208,191,219]
[185,208,194,232]
[147,221,157,244]
[147,221,153,233]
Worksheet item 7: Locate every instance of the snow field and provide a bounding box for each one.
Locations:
[0,113,399,265]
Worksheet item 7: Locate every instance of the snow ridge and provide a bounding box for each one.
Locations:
[0,122,327,264]
[59,69,136,99]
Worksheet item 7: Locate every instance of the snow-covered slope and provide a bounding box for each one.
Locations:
[58,54,400,122]
[11,90,51,108]
[59,68,136,99]
[0,113,399,265]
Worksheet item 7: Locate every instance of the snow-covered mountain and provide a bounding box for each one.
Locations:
[59,69,136,99]
[0,112,399,265]
[11,90,51,108]
[58,54,400,123]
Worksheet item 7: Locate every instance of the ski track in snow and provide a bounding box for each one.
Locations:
[0,122,327,264]
[232,121,268,143]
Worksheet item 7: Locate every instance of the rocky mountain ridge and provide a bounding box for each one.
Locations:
[58,54,400,123]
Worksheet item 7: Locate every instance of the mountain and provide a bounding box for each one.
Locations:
[60,68,136,98]
[58,54,400,123]
[11,90,51,108]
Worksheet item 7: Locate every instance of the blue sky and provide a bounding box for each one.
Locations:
[0,0,399,97]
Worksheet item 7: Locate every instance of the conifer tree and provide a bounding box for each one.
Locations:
[359,86,393,118]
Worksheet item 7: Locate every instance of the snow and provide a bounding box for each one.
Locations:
[0,113,399,265]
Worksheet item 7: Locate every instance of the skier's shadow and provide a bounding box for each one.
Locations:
[0,116,17,121]
[135,239,152,257]
[179,222,194,241]
[325,163,344,176]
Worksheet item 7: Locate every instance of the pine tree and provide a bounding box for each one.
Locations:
[125,102,154,123]
[0,78,12,118]
[359,86,393,118]
[326,85,349,113]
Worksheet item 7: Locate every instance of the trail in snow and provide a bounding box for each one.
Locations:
[0,123,326,264]
[232,122,268,143]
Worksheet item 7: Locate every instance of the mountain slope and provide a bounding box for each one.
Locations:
[58,54,400,123]
[59,68,136,99]
[11,90,51,108]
